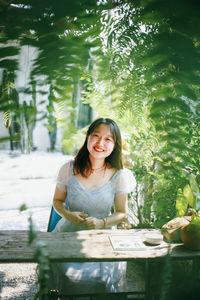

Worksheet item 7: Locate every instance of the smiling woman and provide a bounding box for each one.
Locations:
[87,123,115,159]
[49,118,136,296]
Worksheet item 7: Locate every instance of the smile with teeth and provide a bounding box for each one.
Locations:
[94,146,104,152]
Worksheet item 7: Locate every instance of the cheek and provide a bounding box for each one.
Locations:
[87,136,96,150]
[88,136,95,146]
[107,143,115,153]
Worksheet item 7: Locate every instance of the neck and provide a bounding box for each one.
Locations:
[89,156,105,171]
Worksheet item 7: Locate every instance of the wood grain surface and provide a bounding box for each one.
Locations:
[0,229,200,263]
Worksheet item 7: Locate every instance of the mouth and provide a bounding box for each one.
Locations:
[94,146,104,152]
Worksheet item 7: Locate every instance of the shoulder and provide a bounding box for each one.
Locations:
[57,159,73,179]
[59,159,73,171]
[56,159,73,191]
[113,168,136,194]
[115,167,135,179]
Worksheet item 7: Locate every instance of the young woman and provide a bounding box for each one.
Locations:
[50,118,136,296]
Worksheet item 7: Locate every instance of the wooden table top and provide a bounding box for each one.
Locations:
[1,229,200,263]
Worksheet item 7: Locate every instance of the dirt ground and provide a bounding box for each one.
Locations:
[0,262,146,300]
[0,263,38,300]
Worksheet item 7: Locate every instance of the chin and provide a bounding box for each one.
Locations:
[90,152,107,159]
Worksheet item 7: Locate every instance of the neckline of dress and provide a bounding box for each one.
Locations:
[70,161,119,192]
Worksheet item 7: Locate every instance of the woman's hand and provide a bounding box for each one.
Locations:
[67,211,88,226]
[84,217,103,229]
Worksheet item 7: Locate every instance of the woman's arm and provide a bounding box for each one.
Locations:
[53,187,68,218]
[106,193,127,227]
[53,187,88,226]
[84,194,127,229]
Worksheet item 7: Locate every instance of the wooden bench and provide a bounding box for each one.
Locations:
[1,229,200,299]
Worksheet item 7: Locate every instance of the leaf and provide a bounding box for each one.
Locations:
[0,46,19,57]
[19,204,27,212]
[151,97,191,116]
[189,174,199,194]
[176,188,188,217]
[151,86,173,98]
[147,171,156,176]
[0,59,18,71]
[174,84,197,101]
[183,184,194,208]
[28,215,37,245]
[194,193,200,211]
[0,136,11,142]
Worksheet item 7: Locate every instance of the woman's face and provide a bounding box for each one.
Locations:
[87,124,115,160]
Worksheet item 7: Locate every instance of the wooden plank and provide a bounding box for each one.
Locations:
[0,229,200,263]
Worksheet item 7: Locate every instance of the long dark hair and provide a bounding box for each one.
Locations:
[74,118,123,177]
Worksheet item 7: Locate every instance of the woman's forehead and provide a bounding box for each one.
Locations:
[93,124,113,136]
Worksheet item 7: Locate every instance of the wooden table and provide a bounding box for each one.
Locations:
[1,229,200,299]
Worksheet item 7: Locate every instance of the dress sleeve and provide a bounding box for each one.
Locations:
[114,168,136,195]
[56,161,71,192]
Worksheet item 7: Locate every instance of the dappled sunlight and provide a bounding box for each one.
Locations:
[0,151,71,212]
[0,263,38,299]
[1,282,37,299]
[0,150,70,180]
[0,207,50,231]
[0,1,200,298]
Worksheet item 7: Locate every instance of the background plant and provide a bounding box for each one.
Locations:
[1,0,200,227]
[80,0,200,228]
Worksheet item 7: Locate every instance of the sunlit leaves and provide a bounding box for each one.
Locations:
[1,0,200,226]
[176,188,188,217]
[0,0,104,109]
[183,184,194,208]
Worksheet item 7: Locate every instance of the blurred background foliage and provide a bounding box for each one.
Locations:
[0,0,200,228]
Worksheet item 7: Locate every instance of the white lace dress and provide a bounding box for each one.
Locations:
[50,160,136,295]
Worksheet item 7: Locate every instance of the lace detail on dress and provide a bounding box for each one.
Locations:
[114,168,136,195]
[56,161,72,192]
[56,160,136,196]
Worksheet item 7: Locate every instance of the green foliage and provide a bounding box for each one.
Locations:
[0,0,104,95]
[19,203,28,212]
[1,0,200,229]
[62,123,86,154]
[183,185,194,209]
[28,214,37,245]
[0,0,104,152]
[176,174,200,216]
[34,241,50,300]
[96,0,200,227]
[28,214,50,299]
[175,173,200,232]
[139,0,200,177]
[176,188,188,217]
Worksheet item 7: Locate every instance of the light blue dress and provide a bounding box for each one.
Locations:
[51,160,136,295]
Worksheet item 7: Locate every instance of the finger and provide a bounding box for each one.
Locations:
[85,220,96,227]
[79,218,86,223]
[84,217,93,221]
[80,213,88,219]
[84,219,94,226]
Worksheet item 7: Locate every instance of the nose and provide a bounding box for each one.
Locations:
[97,138,104,146]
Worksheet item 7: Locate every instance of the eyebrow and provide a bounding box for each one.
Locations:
[93,130,113,138]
